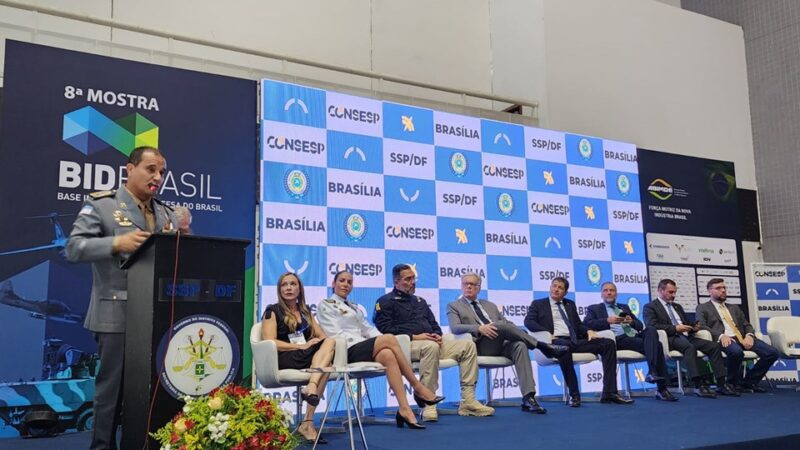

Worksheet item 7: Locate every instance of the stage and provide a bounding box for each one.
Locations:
[4,388,799,449]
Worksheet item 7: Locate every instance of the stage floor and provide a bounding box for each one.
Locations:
[5,388,800,449]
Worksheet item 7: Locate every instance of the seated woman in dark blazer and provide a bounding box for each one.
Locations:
[261,272,335,444]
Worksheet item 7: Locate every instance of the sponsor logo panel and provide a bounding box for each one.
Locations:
[437,216,486,254]
[602,139,638,172]
[480,119,525,157]
[608,200,643,232]
[261,244,327,287]
[383,102,434,144]
[384,175,437,215]
[262,161,326,206]
[611,262,649,294]
[756,282,790,300]
[573,260,613,293]
[787,265,800,283]
[262,120,327,167]
[261,80,326,127]
[385,250,439,289]
[528,192,571,227]
[326,247,386,288]
[569,196,609,229]
[571,228,611,261]
[433,111,481,151]
[752,266,788,283]
[605,170,640,202]
[486,255,533,291]
[325,91,382,136]
[327,208,385,249]
[610,231,646,262]
[526,159,568,195]
[530,224,573,259]
[525,126,566,163]
[383,139,435,179]
[384,212,438,252]
[434,147,482,185]
[262,202,327,246]
[481,152,527,190]
[485,221,531,257]
[437,252,487,290]
[483,187,529,223]
[617,293,648,318]
[756,300,792,317]
[326,168,384,211]
[327,130,383,174]
[532,257,574,291]
[566,165,608,199]
[565,134,604,168]
[435,180,484,218]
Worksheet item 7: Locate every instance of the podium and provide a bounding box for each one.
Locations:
[120,233,249,450]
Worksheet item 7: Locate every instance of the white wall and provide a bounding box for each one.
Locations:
[541,0,757,189]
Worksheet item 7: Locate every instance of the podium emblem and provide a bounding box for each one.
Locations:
[156,314,240,399]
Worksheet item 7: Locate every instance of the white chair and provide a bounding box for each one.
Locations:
[694,330,762,383]
[250,322,311,425]
[656,329,711,395]
[529,330,609,402]
[767,317,800,390]
[615,348,648,399]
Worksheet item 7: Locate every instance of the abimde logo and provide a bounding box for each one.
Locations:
[497,192,514,217]
[451,152,468,177]
[327,104,380,124]
[648,178,674,200]
[284,169,309,199]
[386,225,435,240]
[345,213,367,241]
[265,134,325,154]
[435,123,480,139]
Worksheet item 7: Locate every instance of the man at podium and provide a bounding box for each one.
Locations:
[66,146,177,450]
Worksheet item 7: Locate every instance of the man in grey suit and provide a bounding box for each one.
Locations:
[446,273,567,414]
[66,147,176,450]
[696,278,778,393]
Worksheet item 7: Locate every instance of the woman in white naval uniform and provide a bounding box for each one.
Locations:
[317,270,444,429]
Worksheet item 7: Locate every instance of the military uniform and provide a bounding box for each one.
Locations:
[317,294,381,349]
[66,187,175,450]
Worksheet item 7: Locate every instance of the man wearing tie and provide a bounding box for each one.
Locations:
[583,282,677,401]
[643,278,736,398]
[524,277,633,407]
[695,278,778,393]
[446,273,568,414]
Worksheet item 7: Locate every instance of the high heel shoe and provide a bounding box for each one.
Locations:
[395,411,425,429]
[413,392,446,408]
[301,391,320,407]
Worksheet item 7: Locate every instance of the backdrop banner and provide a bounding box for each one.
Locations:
[0,40,257,416]
[751,262,800,382]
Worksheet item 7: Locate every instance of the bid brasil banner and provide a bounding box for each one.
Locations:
[0,41,257,390]
[258,79,650,404]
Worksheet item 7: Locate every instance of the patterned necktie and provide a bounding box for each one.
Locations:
[718,303,745,342]
[612,304,636,337]
[470,300,490,325]
[556,302,577,344]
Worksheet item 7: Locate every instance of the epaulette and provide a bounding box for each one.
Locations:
[324,298,337,303]
[89,190,116,199]
[153,196,174,211]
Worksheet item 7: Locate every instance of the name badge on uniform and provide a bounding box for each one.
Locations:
[288,330,306,345]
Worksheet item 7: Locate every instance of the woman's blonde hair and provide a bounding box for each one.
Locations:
[276,272,315,333]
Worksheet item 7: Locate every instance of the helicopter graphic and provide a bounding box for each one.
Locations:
[0,279,83,324]
[0,213,71,257]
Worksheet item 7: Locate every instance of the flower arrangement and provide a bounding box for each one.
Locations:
[151,384,298,450]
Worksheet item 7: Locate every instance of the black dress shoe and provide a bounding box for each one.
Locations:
[413,393,446,408]
[694,385,716,398]
[644,373,665,384]
[521,393,547,414]
[600,392,634,405]
[716,384,741,397]
[741,382,767,393]
[537,342,569,358]
[568,394,581,407]
[655,389,678,402]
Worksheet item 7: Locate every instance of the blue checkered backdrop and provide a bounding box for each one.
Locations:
[257,79,650,413]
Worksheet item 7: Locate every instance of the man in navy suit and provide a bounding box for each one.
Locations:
[584,282,676,401]
[524,277,633,407]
